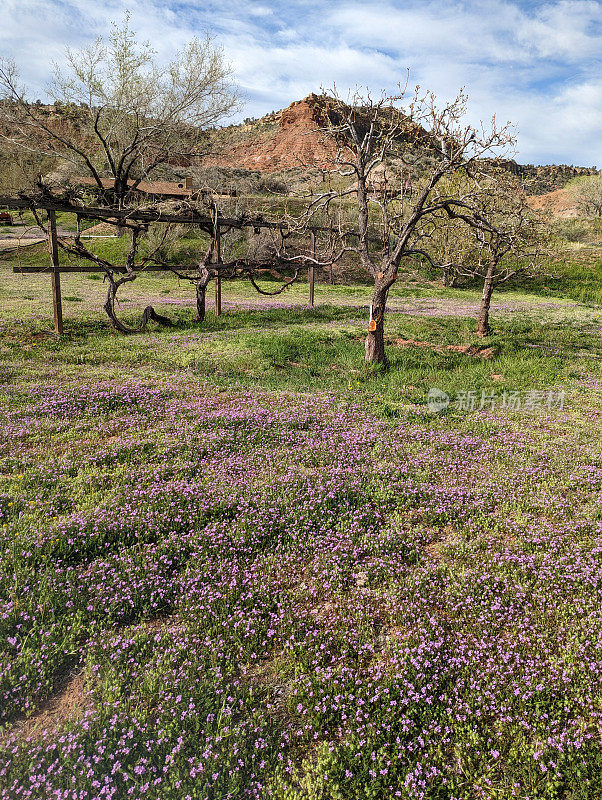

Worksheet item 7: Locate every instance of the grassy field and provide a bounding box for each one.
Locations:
[1,250,602,799]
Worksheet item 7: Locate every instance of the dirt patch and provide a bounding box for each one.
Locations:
[527,187,578,219]
[389,338,496,359]
[1,615,179,745]
[425,525,459,562]
[0,237,45,252]
[81,221,119,236]
[240,652,295,722]
[242,656,284,689]
[2,669,91,744]
[134,613,180,638]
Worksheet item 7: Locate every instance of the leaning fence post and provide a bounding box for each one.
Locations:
[47,210,63,335]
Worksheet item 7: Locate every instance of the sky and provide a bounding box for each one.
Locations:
[1,0,601,167]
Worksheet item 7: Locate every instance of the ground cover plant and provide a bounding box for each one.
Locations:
[1,254,602,799]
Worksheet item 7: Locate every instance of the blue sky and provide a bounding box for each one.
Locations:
[2,0,601,166]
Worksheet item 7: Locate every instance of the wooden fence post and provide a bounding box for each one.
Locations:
[309,230,315,308]
[47,210,63,335]
[214,224,222,316]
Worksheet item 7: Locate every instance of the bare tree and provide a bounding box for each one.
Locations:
[314,86,515,363]
[566,173,602,218]
[460,182,549,337]
[407,166,550,336]
[0,14,238,208]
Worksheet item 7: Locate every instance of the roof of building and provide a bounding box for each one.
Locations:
[73,177,196,197]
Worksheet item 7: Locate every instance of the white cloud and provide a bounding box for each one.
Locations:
[327,0,602,64]
[1,0,601,165]
[522,1,602,60]
[322,0,602,164]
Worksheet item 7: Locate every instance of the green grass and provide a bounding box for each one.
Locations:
[0,248,599,417]
[2,250,602,799]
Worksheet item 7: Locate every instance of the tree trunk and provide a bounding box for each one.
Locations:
[476,262,496,337]
[195,269,211,323]
[365,280,390,364]
[104,276,172,333]
[443,269,457,288]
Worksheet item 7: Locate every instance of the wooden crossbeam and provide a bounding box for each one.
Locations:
[0,195,337,234]
[13,265,175,273]
[13,264,308,274]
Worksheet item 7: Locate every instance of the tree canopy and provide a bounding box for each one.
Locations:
[0,15,239,206]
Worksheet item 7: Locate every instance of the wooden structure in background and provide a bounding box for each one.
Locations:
[3,195,323,333]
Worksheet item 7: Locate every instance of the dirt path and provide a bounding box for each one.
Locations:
[0,237,45,251]
[0,669,90,744]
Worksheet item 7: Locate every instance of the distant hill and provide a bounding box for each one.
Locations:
[1,95,598,197]
[492,159,597,195]
[204,94,338,173]
[205,94,598,193]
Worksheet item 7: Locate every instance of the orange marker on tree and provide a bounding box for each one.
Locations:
[368,304,376,332]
